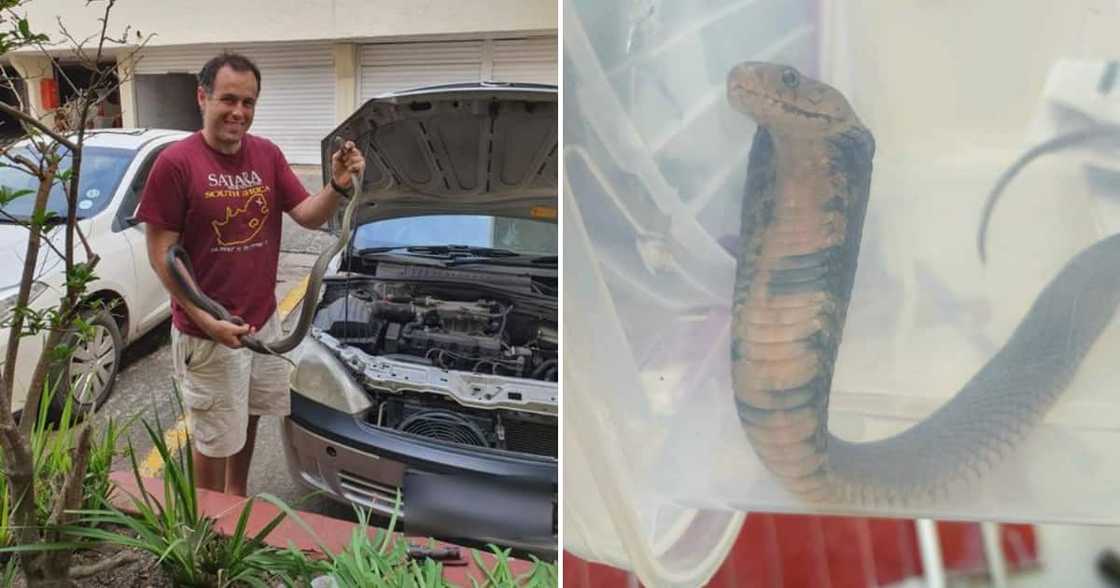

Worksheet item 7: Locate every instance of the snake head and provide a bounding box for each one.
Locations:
[727,62,858,134]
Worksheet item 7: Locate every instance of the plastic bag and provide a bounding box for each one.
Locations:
[563,0,1120,585]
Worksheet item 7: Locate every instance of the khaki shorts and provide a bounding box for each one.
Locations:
[170,311,291,458]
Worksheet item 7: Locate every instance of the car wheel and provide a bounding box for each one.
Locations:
[50,307,123,419]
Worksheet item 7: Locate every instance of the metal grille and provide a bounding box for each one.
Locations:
[503,419,557,459]
[338,470,402,512]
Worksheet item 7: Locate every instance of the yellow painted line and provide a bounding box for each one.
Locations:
[138,418,189,478]
[277,274,310,320]
[140,273,311,478]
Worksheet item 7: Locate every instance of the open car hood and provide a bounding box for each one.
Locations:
[321,83,558,228]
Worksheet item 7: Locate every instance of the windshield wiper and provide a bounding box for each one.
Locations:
[354,245,523,257]
[445,254,557,268]
[405,245,520,257]
[354,245,407,255]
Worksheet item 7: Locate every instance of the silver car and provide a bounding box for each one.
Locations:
[280,83,558,558]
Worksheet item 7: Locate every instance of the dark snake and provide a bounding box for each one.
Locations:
[728,61,1120,504]
[166,139,364,362]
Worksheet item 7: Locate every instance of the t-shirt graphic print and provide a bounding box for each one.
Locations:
[207,170,271,247]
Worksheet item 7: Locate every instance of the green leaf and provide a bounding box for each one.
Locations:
[0,186,33,207]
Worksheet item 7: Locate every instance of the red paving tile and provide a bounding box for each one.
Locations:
[108,470,537,585]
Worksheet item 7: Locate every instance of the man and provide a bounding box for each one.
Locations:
[136,52,365,495]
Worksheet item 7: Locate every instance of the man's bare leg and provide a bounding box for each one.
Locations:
[193,450,226,493]
[225,415,260,496]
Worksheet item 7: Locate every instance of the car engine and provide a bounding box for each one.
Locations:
[312,279,558,382]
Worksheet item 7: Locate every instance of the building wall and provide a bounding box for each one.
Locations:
[13,0,556,49]
[4,1,557,164]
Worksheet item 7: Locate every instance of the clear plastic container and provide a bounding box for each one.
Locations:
[562,0,1120,585]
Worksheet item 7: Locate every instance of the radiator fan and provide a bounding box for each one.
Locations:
[398,410,489,447]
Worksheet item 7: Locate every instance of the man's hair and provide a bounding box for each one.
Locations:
[197,52,261,95]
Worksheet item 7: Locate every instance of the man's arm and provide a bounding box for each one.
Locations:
[145,225,250,348]
[286,140,366,230]
[286,183,345,229]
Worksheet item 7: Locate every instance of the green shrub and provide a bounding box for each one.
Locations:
[57,388,314,587]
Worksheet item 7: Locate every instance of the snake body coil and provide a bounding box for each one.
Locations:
[728,62,1120,504]
[167,152,364,357]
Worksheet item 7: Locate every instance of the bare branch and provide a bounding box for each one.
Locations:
[1,158,57,420]
[0,0,134,583]
[18,258,100,417]
[0,101,77,151]
[61,105,96,314]
[0,69,26,113]
[54,16,91,67]
[0,160,34,174]
[47,420,91,528]
[0,211,28,228]
[0,420,35,557]
[41,419,93,577]
[94,0,116,63]
[18,317,60,436]
[9,150,42,174]
[101,23,130,46]
[0,209,72,262]
[70,550,140,578]
[74,214,94,259]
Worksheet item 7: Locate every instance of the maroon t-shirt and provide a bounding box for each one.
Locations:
[136,132,309,338]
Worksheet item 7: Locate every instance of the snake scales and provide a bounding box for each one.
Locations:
[727,61,1120,504]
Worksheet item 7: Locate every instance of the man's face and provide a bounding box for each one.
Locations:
[196,65,258,149]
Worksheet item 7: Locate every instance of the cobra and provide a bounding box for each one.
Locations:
[166,137,366,361]
[727,61,1120,504]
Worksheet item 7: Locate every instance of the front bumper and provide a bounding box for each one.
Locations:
[281,391,558,556]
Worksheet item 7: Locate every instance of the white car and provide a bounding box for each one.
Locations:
[0,128,190,417]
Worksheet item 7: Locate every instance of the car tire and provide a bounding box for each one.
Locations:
[49,307,123,420]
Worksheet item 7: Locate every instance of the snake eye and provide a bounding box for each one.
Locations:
[781,68,800,89]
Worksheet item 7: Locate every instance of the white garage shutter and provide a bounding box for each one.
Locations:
[358,36,557,102]
[132,41,335,164]
[491,37,558,85]
[358,40,484,102]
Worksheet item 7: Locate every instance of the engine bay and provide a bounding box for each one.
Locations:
[310,270,558,458]
[311,276,558,382]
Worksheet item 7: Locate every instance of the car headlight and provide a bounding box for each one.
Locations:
[0,281,50,321]
[290,337,372,414]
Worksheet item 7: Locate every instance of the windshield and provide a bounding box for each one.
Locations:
[0,145,134,222]
[353,214,557,256]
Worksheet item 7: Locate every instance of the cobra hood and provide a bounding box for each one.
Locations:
[321,83,558,227]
